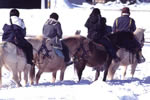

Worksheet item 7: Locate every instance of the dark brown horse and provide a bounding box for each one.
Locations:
[71,31,141,82]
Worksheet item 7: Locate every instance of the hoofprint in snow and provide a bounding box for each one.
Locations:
[0,1,150,100]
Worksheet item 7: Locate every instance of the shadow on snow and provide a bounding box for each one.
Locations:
[33,79,93,87]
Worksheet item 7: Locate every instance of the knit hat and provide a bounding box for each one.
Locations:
[122,7,130,15]
[50,13,59,20]
[10,8,19,17]
[91,8,101,16]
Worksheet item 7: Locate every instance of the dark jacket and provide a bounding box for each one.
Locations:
[2,24,26,43]
[85,14,102,42]
[100,17,112,37]
[2,22,33,65]
[112,15,136,33]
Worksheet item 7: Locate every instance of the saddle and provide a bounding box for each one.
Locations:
[38,38,64,62]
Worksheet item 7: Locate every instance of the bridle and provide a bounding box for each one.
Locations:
[38,38,52,59]
[73,38,89,62]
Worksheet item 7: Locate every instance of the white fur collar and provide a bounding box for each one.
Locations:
[10,16,25,29]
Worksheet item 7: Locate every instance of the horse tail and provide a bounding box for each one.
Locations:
[73,57,86,81]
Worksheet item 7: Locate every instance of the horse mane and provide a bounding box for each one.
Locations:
[62,34,86,43]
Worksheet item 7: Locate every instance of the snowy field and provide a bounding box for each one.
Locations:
[0,1,150,100]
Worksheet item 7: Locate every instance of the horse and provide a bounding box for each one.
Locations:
[0,42,31,87]
[107,28,145,80]
[28,34,87,84]
[72,31,142,82]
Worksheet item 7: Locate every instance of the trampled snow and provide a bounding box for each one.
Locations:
[0,1,150,100]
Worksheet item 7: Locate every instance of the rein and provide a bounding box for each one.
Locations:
[38,38,52,59]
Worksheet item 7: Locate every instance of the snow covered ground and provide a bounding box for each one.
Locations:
[0,1,150,100]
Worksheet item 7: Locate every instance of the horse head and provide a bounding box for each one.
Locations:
[134,28,145,47]
[62,34,87,57]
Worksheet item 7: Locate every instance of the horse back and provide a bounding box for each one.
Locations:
[1,41,25,57]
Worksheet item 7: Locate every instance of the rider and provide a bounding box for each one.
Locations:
[85,8,102,42]
[2,8,34,65]
[85,8,120,62]
[42,12,72,66]
[112,7,145,63]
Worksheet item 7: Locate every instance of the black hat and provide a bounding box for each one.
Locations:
[50,13,59,20]
[10,8,19,17]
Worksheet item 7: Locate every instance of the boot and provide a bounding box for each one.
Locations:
[136,52,145,63]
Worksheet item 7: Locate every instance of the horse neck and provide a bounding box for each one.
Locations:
[63,38,82,56]
[28,38,42,51]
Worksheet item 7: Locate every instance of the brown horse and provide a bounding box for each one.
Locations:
[28,34,87,84]
[107,28,145,80]
[72,31,142,82]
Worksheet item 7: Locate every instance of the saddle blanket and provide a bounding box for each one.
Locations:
[54,48,64,59]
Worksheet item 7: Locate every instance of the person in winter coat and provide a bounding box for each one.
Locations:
[85,8,102,43]
[112,7,136,33]
[85,8,120,62]
[2,8,34,65]
[43,12,72,66]
[100,17,112,36]
[112,7,145,63]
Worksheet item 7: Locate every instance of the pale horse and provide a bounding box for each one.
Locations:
[0,42,31,87]
[107,28,145,80]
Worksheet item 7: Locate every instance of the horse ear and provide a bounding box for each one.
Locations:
[75,30,81,35]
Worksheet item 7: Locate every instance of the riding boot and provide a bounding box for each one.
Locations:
[136,51,145,63]
[62,41,73,66]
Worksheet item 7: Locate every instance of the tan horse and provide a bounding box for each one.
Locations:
[107,28,145,80]
[0,42,31,87]
[27,36,63,84]
[28,34,86,84]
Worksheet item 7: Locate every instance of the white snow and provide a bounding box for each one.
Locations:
[0,1,150,100]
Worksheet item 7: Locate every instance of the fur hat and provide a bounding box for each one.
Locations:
[10,8,19,17]
[122,7,130,15]
[50,13,59,20]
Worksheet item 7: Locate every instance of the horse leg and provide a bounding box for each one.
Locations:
[29,64,35,85]
[0,66,2,87]
[107,61,120,80]
[24,64,31,86]
[52,72,57,83]
[131,63,137,78]
[74,60,86,81]
[12,70,22,87]
[122,66,127,80]
[36,70,43,84]
[94,68,100,81]
[60,67,66,81]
